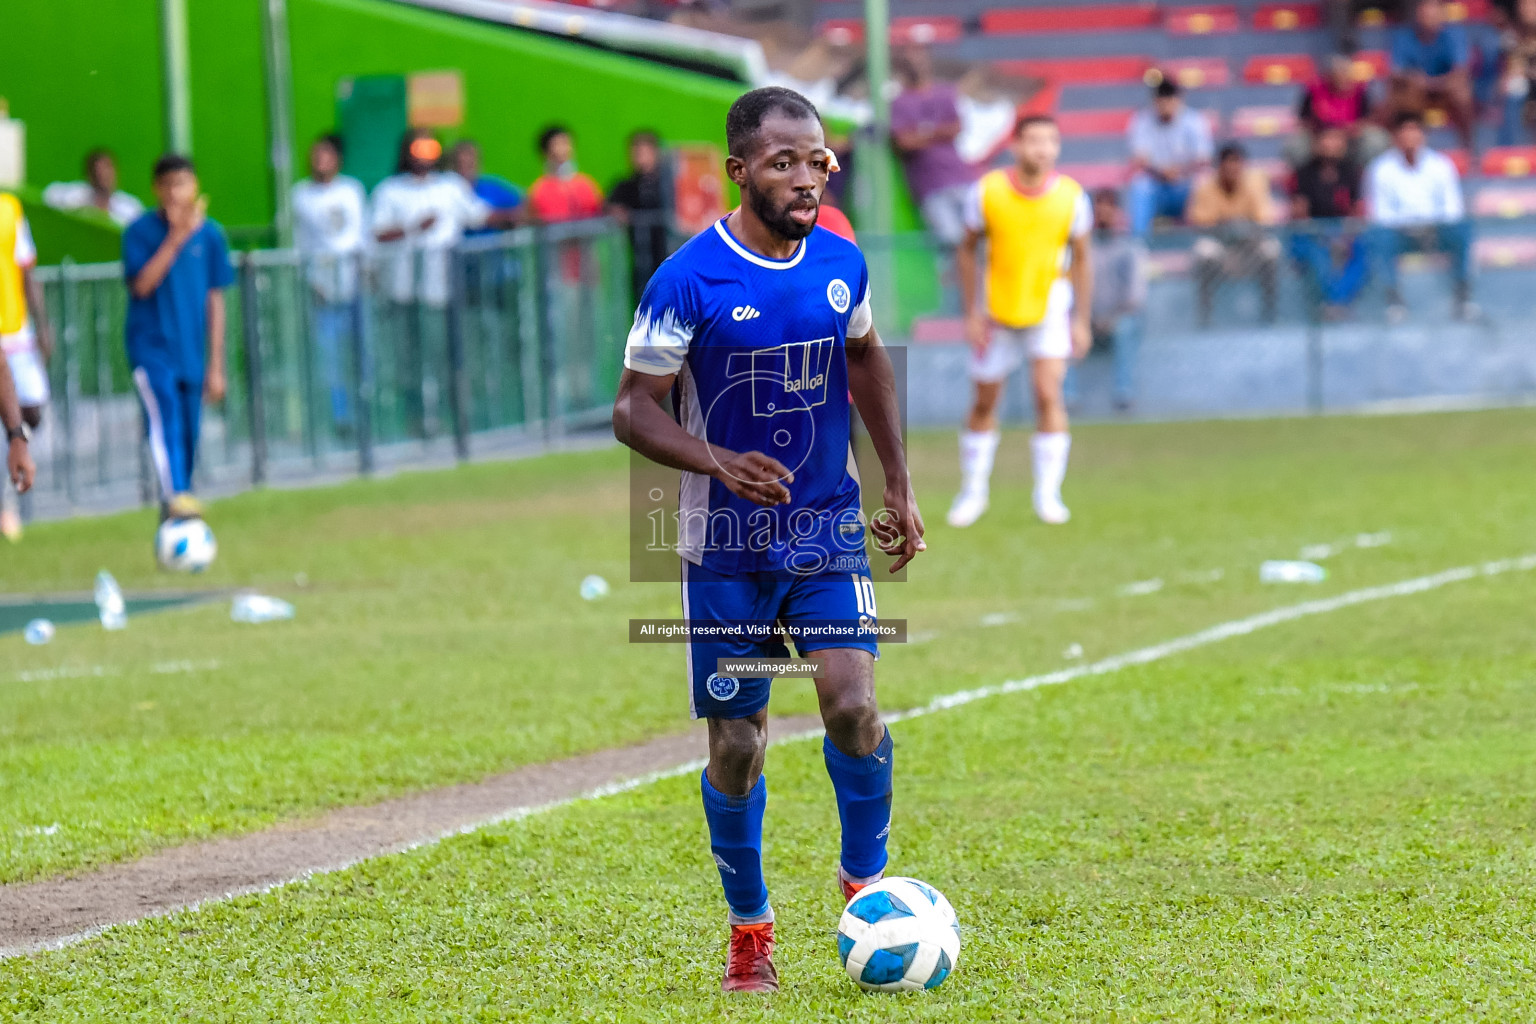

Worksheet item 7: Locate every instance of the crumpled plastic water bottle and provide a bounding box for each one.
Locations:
[94,570,127,630]
[24,619,55,645]
[1260,560,1328,584]
[579,575,610,601]
[230,594,296,623]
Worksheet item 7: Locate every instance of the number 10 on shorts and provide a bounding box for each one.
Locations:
[852,574,877,617]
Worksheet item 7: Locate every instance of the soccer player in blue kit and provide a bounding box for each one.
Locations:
[613,87,926,993]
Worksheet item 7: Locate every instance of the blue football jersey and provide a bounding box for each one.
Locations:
[625,218,875,576]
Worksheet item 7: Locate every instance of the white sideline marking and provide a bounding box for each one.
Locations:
[9,553,1535,960]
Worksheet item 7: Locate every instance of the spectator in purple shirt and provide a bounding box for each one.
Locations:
[891,46,981,248]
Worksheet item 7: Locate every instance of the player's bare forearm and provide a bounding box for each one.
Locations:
[847,329,926,571]
[613,368,792,507]
[22,267,52,361]
[956,231,982,320]
[613,368,723,477]
[1069,235,1093,325]
[846,329,909,491]
[131,233,189,299]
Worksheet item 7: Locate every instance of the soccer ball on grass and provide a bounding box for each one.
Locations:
[837,876,961,992]
[156,517,218,573]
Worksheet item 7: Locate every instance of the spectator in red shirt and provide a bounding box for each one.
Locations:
[1285,53,1392,168]
[528,125,605,224]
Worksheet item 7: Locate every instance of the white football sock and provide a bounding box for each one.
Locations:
[958,429,1000,497]
[1031,432,1071,503]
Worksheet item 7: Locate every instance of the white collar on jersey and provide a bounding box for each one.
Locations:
[712,217,809,270]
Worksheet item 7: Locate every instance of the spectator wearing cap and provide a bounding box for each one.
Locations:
[1288,126,1370,317]
[1066,188,1147,412]
[1364,110,1475,320]
[1125,79,1214,238]
[1286,53,1393,168]
[1389,0,1476,153]
[371,129,493,437]
[1187,143,1281,326]
[42,149,145,228]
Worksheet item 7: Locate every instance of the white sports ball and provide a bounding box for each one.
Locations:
[156,517,218,573]
[838,876,961,992]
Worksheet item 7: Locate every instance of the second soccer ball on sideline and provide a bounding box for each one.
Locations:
[837,876,961,992]
[156,517,218,573]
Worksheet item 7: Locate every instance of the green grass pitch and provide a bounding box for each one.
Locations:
[3,409,1535,1020]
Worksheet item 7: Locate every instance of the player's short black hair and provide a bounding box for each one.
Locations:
[1392,109,1425,131]
[628,128,661,149]
[314,133,344,157]
[152,154,195,180]
[1013,113,1057,137]
[725,86,822,159]
[538,124,571,155]
[1218,142,1247,163]
[1092,186,1121,207]
[84,147,115,175]
[1154,78,1182,98]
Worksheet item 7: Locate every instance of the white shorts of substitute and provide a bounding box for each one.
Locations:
[968,279,1073,382]
[2,323,49,407]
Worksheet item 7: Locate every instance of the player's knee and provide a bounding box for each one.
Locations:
[821,694,882,757]
[708,719,767,793]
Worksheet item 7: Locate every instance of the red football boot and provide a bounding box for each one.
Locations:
[721,921,778,993]
[839,866,884,904]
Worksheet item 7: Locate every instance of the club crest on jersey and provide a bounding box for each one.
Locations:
[706,673,740,701]
[827,278,852,314]
[724,338,834,417]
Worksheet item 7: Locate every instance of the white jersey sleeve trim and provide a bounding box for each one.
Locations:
[13,216,36,267]
[847,284,874,338]
[624,304,694,375]
[961,180,985,234]
[1070,190,1093,239]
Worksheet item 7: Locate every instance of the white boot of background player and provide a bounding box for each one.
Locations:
[947,429,999,528]
[1031,432,1071,525]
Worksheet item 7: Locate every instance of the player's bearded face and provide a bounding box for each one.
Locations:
[738,114,831,242]
[746,172,820,241]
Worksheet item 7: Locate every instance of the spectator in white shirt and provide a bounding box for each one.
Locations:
[1364,111,1474,321]
[1124,79,1214,238]
[291,134,367,431]
[370,129,495,438]
[41,149,145,228]
[371,129,493,307]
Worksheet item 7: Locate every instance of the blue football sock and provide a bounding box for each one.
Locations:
[700,771,770,921]
[824,728,893,879]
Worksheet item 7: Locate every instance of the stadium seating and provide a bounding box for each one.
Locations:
[1163,5,1242,35]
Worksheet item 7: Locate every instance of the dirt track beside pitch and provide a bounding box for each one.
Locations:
[0,715,823,957]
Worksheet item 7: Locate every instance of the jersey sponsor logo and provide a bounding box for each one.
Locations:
[723,337,834,418]
[827,278,852,314]
[731,305,762,321]
[876,823,891,838]
[706,673,741,701]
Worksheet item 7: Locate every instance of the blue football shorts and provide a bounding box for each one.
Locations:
[681,558,881,719]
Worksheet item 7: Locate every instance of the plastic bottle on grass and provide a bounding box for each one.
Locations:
[24,619,55,645]
[1260,560,1328,584]
[94,571,127,630]
[231,594,295,623]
